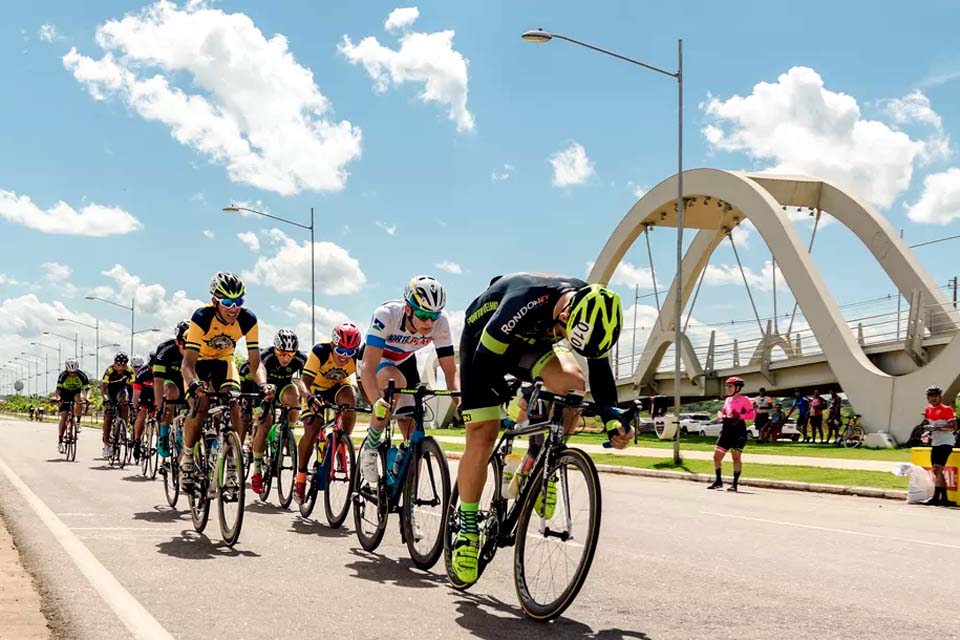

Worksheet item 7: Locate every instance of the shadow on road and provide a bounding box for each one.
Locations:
[133,506,187,524]
[44,458,71,463]
[288,516,353,538]
[121,474,152,482]
[344,549,446,589]
[155,531,261,560]
[244,500,291,515]
[88,464,117,471]
[450,591,651,640]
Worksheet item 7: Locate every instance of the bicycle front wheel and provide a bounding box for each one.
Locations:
[218,430,245,547]
[403,437,450,570]
[514,447,601,622]
[190,439,211,533]
[276,428,297,509]
[65,419,77,462]
[299,441,321,519]
[843,427,864,448]
[113,420,128,469]
[353,445,389,551]
[324,431,355,528]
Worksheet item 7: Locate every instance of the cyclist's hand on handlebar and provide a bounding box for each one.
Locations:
[259,383,276,401]
[187,380,206,399]
[373,398,390,420]
[600,406,633,450]
[307,394,322,412]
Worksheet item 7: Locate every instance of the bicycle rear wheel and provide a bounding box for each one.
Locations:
[275,428,297,509]
[140,421,153,476]
[148,421,160,479]
[324,431,355,528]
[65,419,77,462]
[112,420,128,468]
[514,448,601,622]
[218,430,245,547]
[843,427,864,448]
[403,437,450,570]
[444,456,501,590]
[352,445,389,551]
[189,438,211,533]
[164,452,180,507]
[299,441,321,519]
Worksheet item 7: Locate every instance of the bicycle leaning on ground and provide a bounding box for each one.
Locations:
[836,413,864,448]
[353,380,457,570]
[444,380,640,622]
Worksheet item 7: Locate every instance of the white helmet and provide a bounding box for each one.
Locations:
[131,354,145,369]
[65,358,79,372]
[404,275,446,313]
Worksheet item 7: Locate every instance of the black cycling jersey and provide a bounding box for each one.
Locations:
[151,339,183,381]
[134,364,153,387]
[461,273,616,406]
[56,370,90,396]
[239,347,307,389]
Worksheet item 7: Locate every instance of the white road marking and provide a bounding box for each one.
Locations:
[71,527,177,531]
[0,454,174,640]
[701,510,960,550]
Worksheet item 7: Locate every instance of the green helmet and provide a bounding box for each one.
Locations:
[565,284,623,358]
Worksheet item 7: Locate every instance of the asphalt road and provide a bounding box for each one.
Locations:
[0,418,957,640]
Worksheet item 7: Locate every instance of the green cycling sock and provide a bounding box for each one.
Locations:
[253,452,263,474]
[459,501,479,536]
[364,426,383,450]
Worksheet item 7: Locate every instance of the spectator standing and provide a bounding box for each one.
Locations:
[924,385,956,507]
[708,376,756,492]
[809,390,826,443]
[786,390,810,442]
[754,387,772,439]
[826,390,843,444]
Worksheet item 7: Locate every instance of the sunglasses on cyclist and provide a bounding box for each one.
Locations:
[217,296,244,308]
[334,345,357,357]
[412,308,441,321]
[276,350,296,358]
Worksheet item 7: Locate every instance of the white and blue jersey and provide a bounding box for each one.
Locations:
[365,301,454,371]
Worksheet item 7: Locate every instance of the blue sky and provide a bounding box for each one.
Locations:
[3,0,960,388]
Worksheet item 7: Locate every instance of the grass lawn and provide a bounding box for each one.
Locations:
[424,428,912,462]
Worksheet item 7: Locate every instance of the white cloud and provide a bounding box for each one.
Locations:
[38,24,58,43]
[384,7,419,33]
[41,262,72,281]
[202,229,214,239]
[628,182,647,199]
[549,142,594,187]
[906,168,960,225]
[0,274,22,286]
[283,298,352,341]
[237,231,260,252]
[702,66,939,209]
[491,163,514,183]
[375,220,397,236]
[587,260,654,289]
[434,260,462,275]
[0,189,141,236]
[243,228,366,295]
[339,10,475,133]
[63,1,362,196]
[702,260,782,292]
[881,90,943,130]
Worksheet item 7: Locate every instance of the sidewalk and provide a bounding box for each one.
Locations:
[428,435,897,473]
[0,513,49,639]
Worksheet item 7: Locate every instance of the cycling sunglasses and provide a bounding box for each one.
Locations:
[334,345,357,357]
[217,296,244,308]
[276,349,296,358]
[412,308,441,321]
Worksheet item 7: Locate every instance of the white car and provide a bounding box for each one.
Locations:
[748,420,802,442]
[693,417,724,437]
[679,413,713,436]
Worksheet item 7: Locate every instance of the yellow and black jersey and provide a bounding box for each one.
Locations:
[185,305,259,360]
[102,364,134,390]
[303,342,357,392]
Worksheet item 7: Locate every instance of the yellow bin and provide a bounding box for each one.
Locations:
[910,447,960,503]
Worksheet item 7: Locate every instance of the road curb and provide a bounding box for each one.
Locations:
[444,451,908,502]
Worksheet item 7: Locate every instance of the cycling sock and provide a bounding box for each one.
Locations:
[459,501,479,536]
[159,423,170,439]
[733,470,741,486]
[253,452,263,474]
[364,426,383,450]
[715,468,722,483]
[296,471,307,484]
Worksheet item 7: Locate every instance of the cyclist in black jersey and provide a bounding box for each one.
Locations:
[54,358,90,452]
[150,320,189,458]
[100,352,134,459]
[130,355,154,462]
[451,273,633,585]
[244,329,307,495]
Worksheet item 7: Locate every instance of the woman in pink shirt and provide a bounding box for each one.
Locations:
[708,376,756,492]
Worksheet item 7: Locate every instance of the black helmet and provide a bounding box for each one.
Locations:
[926,384,943,396]
[209,272,245,299]
[175,320,190,342]
[273,329,299,352]
[114,351,128,365]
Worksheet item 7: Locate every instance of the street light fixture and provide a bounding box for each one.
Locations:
[59,317,100,378]
[522,27,685,463]
[85,296,135,356]
[31,342,61,393]
[224,204,316,345]
[43,330,79,359]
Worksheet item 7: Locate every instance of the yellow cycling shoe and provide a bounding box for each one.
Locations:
[534,475,557,519]
[451,532,480,584]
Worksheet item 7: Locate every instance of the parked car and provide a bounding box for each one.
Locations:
[635,416,656,435]
[747,421,802,442]
[679,413,713,436]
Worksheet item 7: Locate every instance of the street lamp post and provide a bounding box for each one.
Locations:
[521,28,685,463]
[43,330,78,359]
[31,342,60,394]
[223,205,316,345]
[85,296,135,355]
[59,318,100,379]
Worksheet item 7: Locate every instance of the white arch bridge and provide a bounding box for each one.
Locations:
[590,169,960,444]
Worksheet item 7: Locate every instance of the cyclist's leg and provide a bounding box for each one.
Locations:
[333,384,357,434]
[394,357,419,440]
[57,399,70,441]
[297,412,322,499]
[102,401,113,446]
[532,346,585,437]
[181,363,214,479]
[279,384,300,425]
[364,362,408,448]
[158,380,181,457]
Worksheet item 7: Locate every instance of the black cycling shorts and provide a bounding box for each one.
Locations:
[932,444,953,466]
[59,396,79,413]
[716,420,748,452]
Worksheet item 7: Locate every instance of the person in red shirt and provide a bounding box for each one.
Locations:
[808,390,826,443]
[923,385,957,507]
